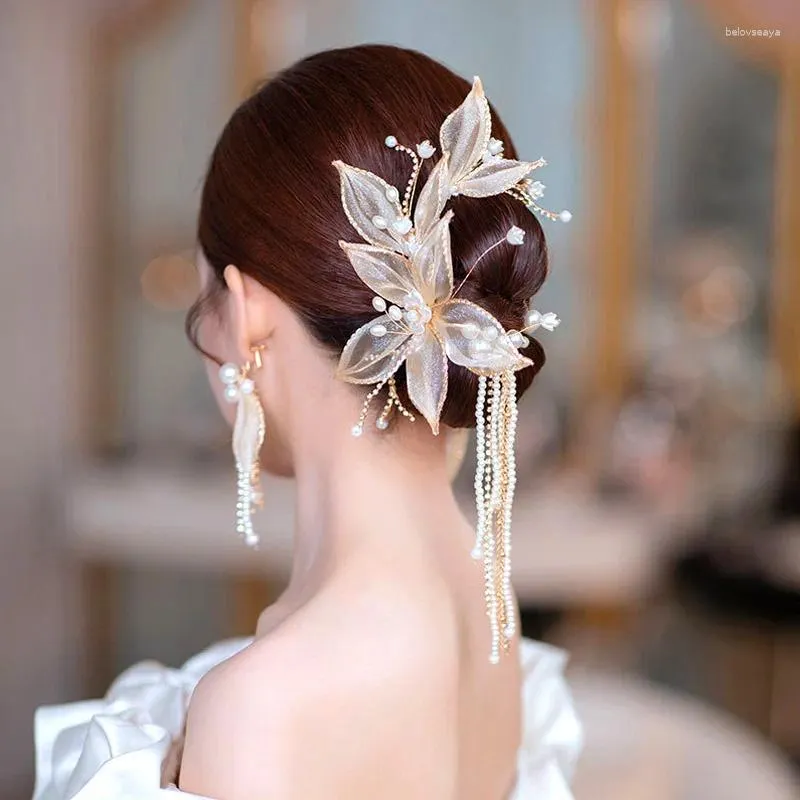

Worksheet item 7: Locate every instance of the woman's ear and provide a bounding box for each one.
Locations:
[222,265,252,362]
[223,264,279,359]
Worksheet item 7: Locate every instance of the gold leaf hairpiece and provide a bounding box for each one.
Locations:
[332,76,567,436]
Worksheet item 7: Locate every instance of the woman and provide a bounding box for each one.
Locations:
[34,44,581,800]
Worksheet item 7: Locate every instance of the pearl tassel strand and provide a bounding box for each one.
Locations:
[484,374,503,664]
[233,388,265,548]
[471,376,488,561]
[236,459,262,547]
[499,371,518,642]
[473,370,519,663]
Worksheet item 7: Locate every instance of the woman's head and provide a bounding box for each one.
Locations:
[189,44,549,474]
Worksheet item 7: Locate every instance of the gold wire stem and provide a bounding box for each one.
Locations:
[392,142,422,216]
[452,239,506,298]
[388,376,416,421]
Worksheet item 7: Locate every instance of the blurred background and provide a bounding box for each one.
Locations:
[1,0,799,798]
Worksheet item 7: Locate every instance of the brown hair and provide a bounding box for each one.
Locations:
[188,44,549,428]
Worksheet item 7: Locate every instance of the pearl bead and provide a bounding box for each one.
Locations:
[372,214,388,229]
[489,652,500,665]
[470,545,483,560]
[388,306,403,321]
[239,378,254,395]
[416,140,435,159]
[392,217,412,235]
[525,309,542,328]
[404,308,420,324]
[376,417,389,430]
[559,209,572,223]
[351,424,363,437]
[219,363,239,385]
[372,296,387,312]
[223,384,240,403]
[482,326,499,342]
[503,623,515,639]
[370,323,388,337]
[462,323,479,340]
[385,135,398,147]
[385,186,399,203]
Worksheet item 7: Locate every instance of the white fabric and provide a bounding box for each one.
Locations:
[33,637,582,800]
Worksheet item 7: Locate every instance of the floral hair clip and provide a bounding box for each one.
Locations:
[332,76,568,663]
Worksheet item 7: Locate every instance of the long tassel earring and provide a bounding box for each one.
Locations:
[218,345,266,548]
[472,369,519,663]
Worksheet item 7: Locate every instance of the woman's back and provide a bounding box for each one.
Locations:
[179,520,522,800]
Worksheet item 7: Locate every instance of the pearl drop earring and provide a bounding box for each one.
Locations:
[218,345,266,547]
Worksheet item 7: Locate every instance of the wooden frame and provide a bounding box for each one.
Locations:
[772,59,800,413]
[581,0,641,411]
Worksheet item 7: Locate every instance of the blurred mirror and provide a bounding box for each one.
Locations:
[603,0,788,517]
[102,0,236,457]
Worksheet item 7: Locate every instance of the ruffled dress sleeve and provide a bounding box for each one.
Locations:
[33,636,580,799]
[509,639,583,800]
[33,639,252,800]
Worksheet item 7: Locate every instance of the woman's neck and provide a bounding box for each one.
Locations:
[282,417,467,605]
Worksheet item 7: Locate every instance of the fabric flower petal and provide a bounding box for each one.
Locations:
[413,153,450,242]
[336,314,411,384]
[412,210,454,306]
[439,76,492,185]
[436,299,532,374]
[405,327,448,434]
[333,161,405,252]
[339,242,420,306]
[456,159,535,198]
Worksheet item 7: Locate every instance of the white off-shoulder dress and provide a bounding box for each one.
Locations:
[33,637,582,800]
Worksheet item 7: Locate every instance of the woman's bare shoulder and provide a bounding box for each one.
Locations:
[179,572,458,799]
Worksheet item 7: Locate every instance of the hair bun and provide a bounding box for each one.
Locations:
[194,43,553,432]
[472,290,526,334]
